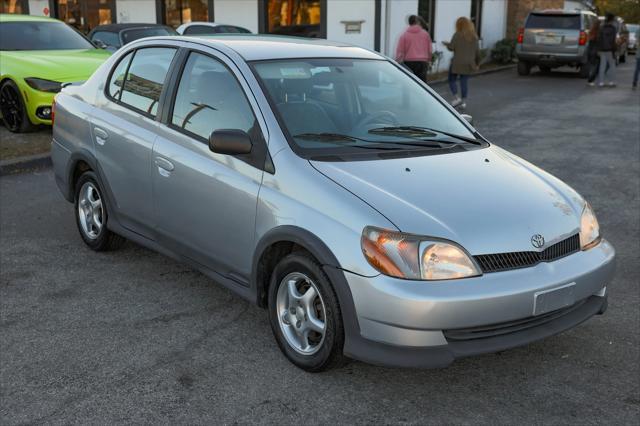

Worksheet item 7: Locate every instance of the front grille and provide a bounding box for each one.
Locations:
[444,298,587,342]
[474,234,580,273]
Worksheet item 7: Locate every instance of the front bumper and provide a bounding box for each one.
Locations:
[343,239,615,368]
[20,83,55,126]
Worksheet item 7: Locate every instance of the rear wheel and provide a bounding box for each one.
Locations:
[579,63,590,78]
[0,80,36,133]
[74,171,125,251]
[268,253,346,372]
[620,52,626,63]
[517,61,531,76]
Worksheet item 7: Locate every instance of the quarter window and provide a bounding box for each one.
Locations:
[120,47,176,117]
[171,52,255,140]
[107,51,133,100]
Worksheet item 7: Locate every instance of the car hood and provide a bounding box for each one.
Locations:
[311,145,585,255]
[1,49,111,81]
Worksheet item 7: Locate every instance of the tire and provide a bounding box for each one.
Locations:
[268,252,346,372]
[0,80,36,133]
[620,53,626,63]
[579,63,590,78]
[517,61,531,76]
[74,171,125,251]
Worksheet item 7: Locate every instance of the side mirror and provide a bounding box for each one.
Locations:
[461,114,474,125]
[94,39,108,49]
[209,129,253,155]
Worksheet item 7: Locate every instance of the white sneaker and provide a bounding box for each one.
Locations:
[459,102,467,110]
[598,82,605,87]
[588,82,595,87]
[608,82,616,87]
[450,96,462,107]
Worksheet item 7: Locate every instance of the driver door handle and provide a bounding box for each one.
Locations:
[94,127,108,145]
[155,156,174,176]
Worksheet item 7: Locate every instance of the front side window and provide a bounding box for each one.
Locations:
[171,52,255,140]
[91,31,121,48]
[120,47,176,117]
[0,21,95,51]
[253,58,479,158]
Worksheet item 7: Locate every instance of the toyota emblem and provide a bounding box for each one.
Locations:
[531,234,545,249]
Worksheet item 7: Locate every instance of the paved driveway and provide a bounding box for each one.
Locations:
[1,63,639,425]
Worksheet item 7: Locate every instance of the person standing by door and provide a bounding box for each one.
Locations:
[395,15,433,82]
[597,13,618,87]
[442,17,480,109]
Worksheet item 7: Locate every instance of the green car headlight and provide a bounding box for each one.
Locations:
[24,78,63,93]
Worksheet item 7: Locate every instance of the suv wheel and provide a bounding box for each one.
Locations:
[74,171,125,251]
[268,253,346,372]
[578,63,590,78]
[517,61,531,76]
[620,53,626,63]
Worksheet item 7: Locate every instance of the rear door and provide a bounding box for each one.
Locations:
[523,13,582,54]
[91,46,177,238]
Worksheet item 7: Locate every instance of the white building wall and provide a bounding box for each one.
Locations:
[384,0,418,58]
[326,0,376,50]
[116,0,157,23]
[480,0,507,50]
[28,0,49,16]
[214,0,259,33]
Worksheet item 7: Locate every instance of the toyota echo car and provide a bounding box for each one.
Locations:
[51,36,615,372]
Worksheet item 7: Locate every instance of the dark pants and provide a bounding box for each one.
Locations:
[634,56,640,87]
[587,42,599,83]
[404,61,428,82]
[448,69,469,98]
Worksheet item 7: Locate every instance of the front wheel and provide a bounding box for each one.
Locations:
[268,253,346,372]
[0,80,36,133]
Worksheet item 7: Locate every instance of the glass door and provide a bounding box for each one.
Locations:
[55,0,115,33]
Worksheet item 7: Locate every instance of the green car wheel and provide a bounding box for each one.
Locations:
[0,79,36,133]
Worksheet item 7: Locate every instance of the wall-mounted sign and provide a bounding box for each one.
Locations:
[340,20,365,34]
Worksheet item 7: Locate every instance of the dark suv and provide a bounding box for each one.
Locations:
[516,9,598,77]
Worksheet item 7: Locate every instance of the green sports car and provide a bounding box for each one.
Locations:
[0,14,111,133]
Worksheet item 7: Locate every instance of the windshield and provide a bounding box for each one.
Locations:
[0,21,95,51]
[252,58,478,158]
[526,14,581,30]
[121,27,177,44]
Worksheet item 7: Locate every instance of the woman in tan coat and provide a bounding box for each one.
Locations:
[443,17,480,110]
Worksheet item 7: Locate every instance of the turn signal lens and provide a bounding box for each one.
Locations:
[579,31,587,46]
[580,203,601,250]
[361,227,481,281]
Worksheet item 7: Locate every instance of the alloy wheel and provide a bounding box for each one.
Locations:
[276,272,327,355]
[77,182,104,240]
[0,84,23,131]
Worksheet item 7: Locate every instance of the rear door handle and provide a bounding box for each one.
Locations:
[155,156,174,176]
[94,127,108,145]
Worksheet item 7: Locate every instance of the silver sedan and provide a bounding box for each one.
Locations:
[51,35,615,371]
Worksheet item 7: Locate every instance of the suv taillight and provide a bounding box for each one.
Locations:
[579,30,587,46]
[517,27,524,44]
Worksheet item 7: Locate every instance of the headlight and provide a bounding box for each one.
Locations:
[580,202,601,250]
[361,226,481,280]
[24,78,63,93]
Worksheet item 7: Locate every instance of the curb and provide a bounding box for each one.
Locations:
[0,152,52,176]
[427,63,516,85]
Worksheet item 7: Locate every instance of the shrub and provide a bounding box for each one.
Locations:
[491,38,517,64]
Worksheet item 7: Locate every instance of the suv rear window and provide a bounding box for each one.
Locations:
[526,14,581,30]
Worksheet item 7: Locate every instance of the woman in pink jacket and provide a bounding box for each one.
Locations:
[395,15,433,82]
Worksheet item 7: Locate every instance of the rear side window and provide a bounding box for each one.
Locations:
[183,25,214,35]
[119,47,176,117]
[526,14,581,30]
[171,52,255,140]
[108,51,133,100]
[91,31,120,48]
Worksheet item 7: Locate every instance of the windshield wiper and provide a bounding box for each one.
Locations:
[293,133,406,151]
[368,126,483,145]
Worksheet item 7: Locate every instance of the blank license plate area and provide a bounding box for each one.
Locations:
[536,35,562,45]
[533,283,576,316]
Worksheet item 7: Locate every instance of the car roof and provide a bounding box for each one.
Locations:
[91,23,169,32]
[181,22,243,27]
[163,35,383,61]
[0,13,59,23]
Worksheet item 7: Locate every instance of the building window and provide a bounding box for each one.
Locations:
[262,0,325,38]
[0,0,28,14]
[54,0,115,33]
[418,0,436,38]
[470,0,483,38]
[161,0,210,28]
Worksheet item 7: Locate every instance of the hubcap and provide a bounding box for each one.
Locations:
[77,182,104,239]
[276,272,326,355]
[0,84,23,131]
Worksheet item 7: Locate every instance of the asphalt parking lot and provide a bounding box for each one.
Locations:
[1,62,639,425]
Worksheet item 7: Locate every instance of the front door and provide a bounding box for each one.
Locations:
[152,51,267,282]
[92,46,178,238]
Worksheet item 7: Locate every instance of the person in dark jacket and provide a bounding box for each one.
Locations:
[442,17,480,109]
[597,13,618,87]
[587,19,600,86]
